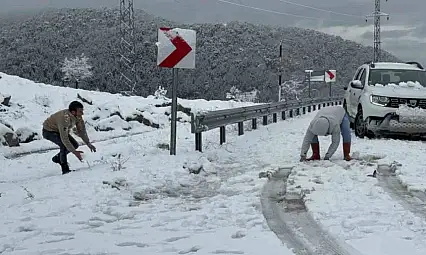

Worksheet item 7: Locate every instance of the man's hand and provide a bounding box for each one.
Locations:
[73,150,84,161]
[88,143,96,152]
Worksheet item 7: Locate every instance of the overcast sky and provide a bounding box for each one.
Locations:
[1,0,425,64]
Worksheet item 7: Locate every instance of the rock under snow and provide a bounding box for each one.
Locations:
[95,115,131,132]
[77,93,93,105]
[125,111,160,129]
[90,103,123,121]
[0,123,19,147]
[15,127,39,143]
[1,93,11,106]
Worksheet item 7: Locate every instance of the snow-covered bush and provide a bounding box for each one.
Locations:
[154,86,168,100]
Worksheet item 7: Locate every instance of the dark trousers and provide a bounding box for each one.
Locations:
[42,129,79,164]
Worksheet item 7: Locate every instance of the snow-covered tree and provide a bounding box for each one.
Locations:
[226,86,241,100]
[61,53,93,89]
[280,80,305,102]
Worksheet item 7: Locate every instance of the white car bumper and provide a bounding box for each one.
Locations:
[367,113,426,135]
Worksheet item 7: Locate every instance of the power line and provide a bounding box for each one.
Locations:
[215,0,353,23]
[277,0,364,18]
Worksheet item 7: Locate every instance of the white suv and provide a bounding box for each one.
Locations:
[344,61,426,138]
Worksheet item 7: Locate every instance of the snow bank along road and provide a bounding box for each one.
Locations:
[2,110,426,254]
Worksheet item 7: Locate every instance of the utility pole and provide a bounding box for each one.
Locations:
[119,0,137,95]
[365,0,389,62]
[278,41,282,102]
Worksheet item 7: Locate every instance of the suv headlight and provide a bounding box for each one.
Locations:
[370,95,389,106]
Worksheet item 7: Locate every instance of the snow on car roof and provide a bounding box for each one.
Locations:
[368,62,423,70]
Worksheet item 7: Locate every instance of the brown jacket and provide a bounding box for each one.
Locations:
[43,109,90,153]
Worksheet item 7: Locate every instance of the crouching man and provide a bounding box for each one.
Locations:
[42,101,96,174]
[300,105,351,162]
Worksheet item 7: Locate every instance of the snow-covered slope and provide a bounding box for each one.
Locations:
[0,72,258,154]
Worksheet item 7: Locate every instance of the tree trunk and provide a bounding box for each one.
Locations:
[75,80,79,89]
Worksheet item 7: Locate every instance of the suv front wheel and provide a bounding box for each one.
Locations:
[354,108,375,138]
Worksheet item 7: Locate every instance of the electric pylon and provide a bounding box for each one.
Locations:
[365,0,389,62]
[119,0,137,95]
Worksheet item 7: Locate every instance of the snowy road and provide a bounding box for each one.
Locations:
[2,110,426,254]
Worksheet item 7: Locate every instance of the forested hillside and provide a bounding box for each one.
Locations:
[0,8,399,101]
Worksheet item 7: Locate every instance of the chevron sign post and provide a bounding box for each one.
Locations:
[324,70,336,97]
[157,27,196,155]
[157,27,196,68]
[324,70,336,83]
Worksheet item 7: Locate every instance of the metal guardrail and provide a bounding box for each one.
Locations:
[190,97,343,151]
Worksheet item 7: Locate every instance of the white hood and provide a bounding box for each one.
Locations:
[367,82,426,98]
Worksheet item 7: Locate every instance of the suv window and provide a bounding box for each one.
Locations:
[359,68,366,85]
[353,67,363,80]
[368,69,426,86]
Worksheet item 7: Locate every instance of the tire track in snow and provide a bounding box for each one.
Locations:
[261,167,363,255]
[376,163,426,219]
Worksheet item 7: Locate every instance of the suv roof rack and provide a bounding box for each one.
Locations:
[363,61,375,68]
[405,61,424,70]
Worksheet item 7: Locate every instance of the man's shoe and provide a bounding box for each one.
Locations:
[60,163,73,175]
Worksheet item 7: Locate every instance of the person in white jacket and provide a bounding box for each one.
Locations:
[300,105,352,161]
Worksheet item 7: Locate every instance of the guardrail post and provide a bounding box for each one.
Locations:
[302,107,306,114]
[238,122,244,135]
[296,108,300,116]
[308,106,311,112]
[281,111,286,120]
[220,126,226,144]
[273,113,277,123]
[252,118,257,129]
[263,116,268,125]
[323,103,326,107]
[195,132,202,152]
[289,109,293,118]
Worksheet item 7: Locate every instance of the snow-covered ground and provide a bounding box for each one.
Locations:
[2,73,426,254]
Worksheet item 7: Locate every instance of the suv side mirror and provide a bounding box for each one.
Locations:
[350,80,363,89]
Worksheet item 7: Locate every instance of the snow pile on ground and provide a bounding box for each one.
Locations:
[0,72,259,153]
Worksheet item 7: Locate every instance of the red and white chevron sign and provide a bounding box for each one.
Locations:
[156,27,196,69]
[325,70,336,83]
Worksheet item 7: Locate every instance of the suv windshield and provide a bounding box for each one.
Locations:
[368,69,426,86]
